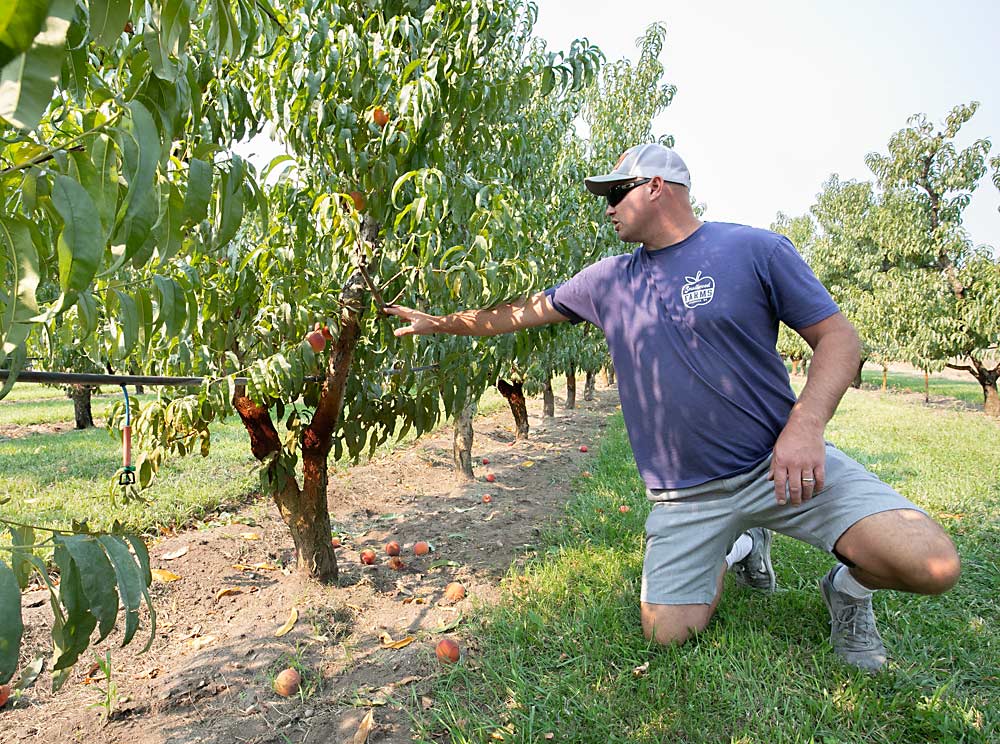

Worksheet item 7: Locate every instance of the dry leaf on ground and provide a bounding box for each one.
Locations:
[160,546,189,560]
[215,587,243,600]
[350,709,375,744]
[275,607,298,637]
[151,569,181,583]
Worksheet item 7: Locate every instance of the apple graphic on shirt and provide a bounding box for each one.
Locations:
[681,271,715,308]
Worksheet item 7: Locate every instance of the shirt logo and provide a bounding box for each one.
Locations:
[681,271,715,308]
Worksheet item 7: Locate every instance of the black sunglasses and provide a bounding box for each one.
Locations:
[605,178,651,207]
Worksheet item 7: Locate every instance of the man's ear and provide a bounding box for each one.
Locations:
[648,176,666,201]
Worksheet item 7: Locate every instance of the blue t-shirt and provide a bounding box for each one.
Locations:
[545,221,839,490]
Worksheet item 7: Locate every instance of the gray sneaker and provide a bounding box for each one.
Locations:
[729,528,776,592]
[819,566,887,673]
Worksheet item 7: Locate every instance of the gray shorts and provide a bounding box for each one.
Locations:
[641,443,927,605]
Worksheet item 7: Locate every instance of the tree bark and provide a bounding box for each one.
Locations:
[947,356,1000,418]
[851,358,866,389]
[453,398,477,479]
[565,365,576,410]
[497,379,529,440]
[68,384,95,429]
[543,378,554,418]
[882,366,888,391]
[607,366,616,386]
[584,371,596,401]
[233,269,366,582]
[924,371,930,404]
[791,359,800,376]
[601,368,610,386]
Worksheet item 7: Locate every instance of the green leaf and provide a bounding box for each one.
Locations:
[0,0,49,68]
[50,539,99,671]
[52,175,103,296]
[182,157,212,225]
[0,215,40,367]
[8,525,34,590]
[88,0,130,48]
[114,289,139,355]
[0,0,74,130]
[97,535,143,646]
[57,535,120,644]
[123,535,156,653]
[0,558,24,684]
[117,99,161,226]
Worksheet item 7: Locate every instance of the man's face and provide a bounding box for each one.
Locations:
[604,177,651,244]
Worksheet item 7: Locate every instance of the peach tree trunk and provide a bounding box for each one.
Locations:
[68,384,95,429]
[852,358,866,389]
[584,371,596,401]
[565,364,576,410]
[453,398,477,479]
[233,273,365,581]
[497,379,529,440]
[947,357,999,418]
[543,378,555,418]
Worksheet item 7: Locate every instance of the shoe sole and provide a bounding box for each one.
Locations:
[757,528,776,593]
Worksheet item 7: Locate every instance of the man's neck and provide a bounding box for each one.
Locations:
[643,218,704,251]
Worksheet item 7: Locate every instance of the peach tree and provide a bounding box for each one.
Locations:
[1,0,278,689]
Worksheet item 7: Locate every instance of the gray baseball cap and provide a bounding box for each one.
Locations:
[585,143,691,195]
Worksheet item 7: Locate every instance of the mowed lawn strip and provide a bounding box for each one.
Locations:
[857,368,986,408]
[0,386,511,540]
[417,388,998,743]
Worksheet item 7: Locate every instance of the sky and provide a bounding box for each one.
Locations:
[532,0,1000,250]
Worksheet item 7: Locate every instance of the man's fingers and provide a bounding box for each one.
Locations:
[772,470,787,505]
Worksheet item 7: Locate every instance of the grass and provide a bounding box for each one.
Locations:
[857,368,985,408]
[414,387,999,743]
[0,384,511,540]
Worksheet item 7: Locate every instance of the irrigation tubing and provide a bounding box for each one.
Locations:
[0,365,439,388]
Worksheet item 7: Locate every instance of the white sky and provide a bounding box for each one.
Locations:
[533,0,1000,250]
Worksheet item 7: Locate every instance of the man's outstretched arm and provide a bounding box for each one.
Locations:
[384,291,570,337]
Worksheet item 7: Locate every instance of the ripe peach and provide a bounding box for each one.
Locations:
[385,541,401,556]
[0,684,10,708]
[435,638,460,664]
[579,445,588,453]
[485,473,496,483]
[273,668,301,697]
[443,582,465,601]
[619,505,630,513]
[413,541,430,556]
[388,556,405,570]
[373,107,390,128]
[331,537,341,548]
[320,325,333,340]
[349,190,366,211]
[482,494,492,504]
[360,549,377,565]
[306,330,326,353]
[481,457,489,465]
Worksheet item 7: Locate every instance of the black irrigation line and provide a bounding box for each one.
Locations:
[0,365,440,388]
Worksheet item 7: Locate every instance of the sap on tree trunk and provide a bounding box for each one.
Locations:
[584,370,596,401]
[497,378,529,440]
[565,365,576,410]
[453,398,477,479]
[68,384,95,429]
[543,378,554,418]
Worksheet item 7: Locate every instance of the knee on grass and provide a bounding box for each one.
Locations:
[640,604,713,646]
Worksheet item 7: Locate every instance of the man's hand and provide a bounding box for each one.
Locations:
[383,305,440,337]
[768,416,826,506]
